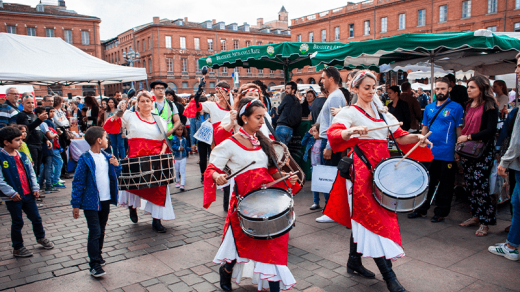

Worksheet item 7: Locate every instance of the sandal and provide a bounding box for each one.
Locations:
[475,224,489,237]
[459,217,479,227]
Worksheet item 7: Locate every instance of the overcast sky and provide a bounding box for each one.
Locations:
[15,0,362,40]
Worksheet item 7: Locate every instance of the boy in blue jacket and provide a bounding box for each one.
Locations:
[0,126,54,258]
[71,126,122,278]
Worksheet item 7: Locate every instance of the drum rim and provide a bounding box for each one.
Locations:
[238,187,293,221]
[373,156,429,199]
[239,211,295,239]
[373,188,428,212]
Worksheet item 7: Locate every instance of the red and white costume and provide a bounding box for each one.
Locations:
[104,111,175,220]
[184,99,230,144]
[325,103,432,260]
[203,137,300,290]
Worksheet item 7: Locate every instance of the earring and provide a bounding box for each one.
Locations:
[245,121,248,124]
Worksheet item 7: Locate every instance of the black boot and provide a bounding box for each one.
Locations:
[347,235,375,278]
[152,219,166,233]
[219,265,232,291]
[129,207,138,223]
[374,257,407,292]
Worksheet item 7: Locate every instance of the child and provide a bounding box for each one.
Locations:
[70,126,121,277]
[171,124,190,191]
[16,124,33,163]
[301,123,325,210]
[0,126,54,257]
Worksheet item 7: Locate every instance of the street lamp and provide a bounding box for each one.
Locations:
[122,48,140,89]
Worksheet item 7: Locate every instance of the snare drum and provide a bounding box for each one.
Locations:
[372,157,429,212]
[118,154,175,191]
[237,187,295,240]
[272,141,305,187]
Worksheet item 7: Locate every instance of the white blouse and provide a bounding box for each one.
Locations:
[210,139,268,174]
[121,111,167,141]
[200,102,230,124]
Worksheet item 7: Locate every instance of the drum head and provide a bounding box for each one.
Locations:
[272,143,286,162]
[239,188,292,219]
[374,158,428,199]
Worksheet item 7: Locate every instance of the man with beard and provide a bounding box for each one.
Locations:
[408,77,464,222]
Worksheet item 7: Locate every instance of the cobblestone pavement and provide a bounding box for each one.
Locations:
[0,156,518,292]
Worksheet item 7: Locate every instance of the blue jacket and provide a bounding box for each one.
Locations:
[0,149,39,200]
[171,135,190,159]
[70,150,122,211]
[497,106,519,147]
[301,132,317,162]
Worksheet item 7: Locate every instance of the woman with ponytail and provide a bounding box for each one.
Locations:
[202,97,300,292]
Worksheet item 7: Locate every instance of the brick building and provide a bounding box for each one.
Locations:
[0,0,102,97]
[290,0,520,84]
[102,8,291,96]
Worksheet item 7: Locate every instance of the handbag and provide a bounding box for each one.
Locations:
[455,140,488,159]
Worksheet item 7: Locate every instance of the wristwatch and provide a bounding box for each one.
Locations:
[467,135,471,141]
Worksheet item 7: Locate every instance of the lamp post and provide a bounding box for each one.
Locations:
[122,48,140,89]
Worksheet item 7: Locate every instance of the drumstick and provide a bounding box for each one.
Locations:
[226,161,256,180]
[266,171,300,188]
[367,122,403,132]
[394,131,432,167]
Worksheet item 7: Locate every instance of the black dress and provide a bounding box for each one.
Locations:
[388,99,411,131]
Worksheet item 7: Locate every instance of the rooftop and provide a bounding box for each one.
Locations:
[0,2,100,20]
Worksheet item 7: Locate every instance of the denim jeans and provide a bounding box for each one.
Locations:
[5,194,45,250]
[108,133,126,159]
[507,171,520,248]
[313,191,329,205]
[38,155,53,189]
[84,201,111,269]
[52,149,63,185]
[275,125,293,145]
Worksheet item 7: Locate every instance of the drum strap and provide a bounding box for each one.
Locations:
[428,100,452,128]
[152,114,175,154]
[353,145,372,174]
[263,117,280,141]
[380,114,404,156]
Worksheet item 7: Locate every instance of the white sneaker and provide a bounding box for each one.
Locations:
[316,215,335,223]
[58,179,66,184]
[175,183,181,188]
[488,243,519,261]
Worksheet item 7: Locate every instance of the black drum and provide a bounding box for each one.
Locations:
[118,154,175,191]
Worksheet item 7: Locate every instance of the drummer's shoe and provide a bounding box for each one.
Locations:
[129,207,138,223]
[152,219,167,233]
[310,203,321,210]
[316,215,334,223]
[430,215,445,223]
[407,211,426,219]
[347,236,375,278]
[374,257,408,292]
[219,265,233,291]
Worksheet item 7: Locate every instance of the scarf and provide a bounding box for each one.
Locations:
[239,127,260,147]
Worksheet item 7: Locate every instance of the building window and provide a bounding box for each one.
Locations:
[515,22,520,32]
[517,0,520,9]
[148,37,151,50]
[309,32,313,42]
[234,40,239,50]
[141,39,144,51]
[137,41,140,51]
[64,29,73,44]
[297,34,301,42]
[27,27,36,36]
[81,31,90,45]
[418,9,426,26]
[148,59,152,73]
[221,40,226,51]
[46,28,55,37]
[381,17,387,33]
[194,38,200,50]
[246,41,251,47]
[487,26,497,32]
[398,14,406,30]
[166,58,173,73]
[165,36,172,49]
[321,29,327,42]
[487,0,497,14]
[334,27,340,40]
[180,37,186,49]
[208,38,213,51]
[222,67,227,73]
[462,1,471,18]
[257,41,262,46]
[364,21,370,35]
[6,25,16,34]
[209,82,215,88]
[181,58,188,72]
[349,24,354,38]
[439,5,447,22]
[182,82,188,89]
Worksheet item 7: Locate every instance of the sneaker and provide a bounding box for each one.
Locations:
[90,267,106,277]
[488,243,519,261]
[430,215,445,223]
[53,182,66,189]
[100,259,106,266]
[13,247,33,257]
[45,187,59,193]
[38,194,46,199]
[310,203,321,210]
[180,186,185,192]
[316,215,334,223]
[407,211,426,219]
[175,183,181,188]
[58,179,66,184]
[37,238,54,249]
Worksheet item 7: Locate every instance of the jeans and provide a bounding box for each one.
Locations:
[38,155,53,189]
[313,191,329,205]
[28,144,42,177]
[175,158,187,186]
[507,171,520,248]
[275,125,293,145]
[416,160,456,217]
[108,133,126,159]
[190,117,202,146]
[52,149,63,185]
[84,201,111,269]
[5,194,45,250]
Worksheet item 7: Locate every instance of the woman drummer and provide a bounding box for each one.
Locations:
[203,97,300,292]
[103,91,175,233]
[325,70,432,292]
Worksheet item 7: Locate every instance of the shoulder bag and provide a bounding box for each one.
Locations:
[455,104,488,159]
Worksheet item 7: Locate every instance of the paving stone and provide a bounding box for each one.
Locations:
[288,254,306,264]
[168,281,193,292]
[25,271,54,283]
[10,269,39,280]
[0,278,26,290]
[52,266,80,276]
[61,257,87,267]
[37,263,63,273]
[202,272,220,283]
[122,283,146,292]
[315,259,341,270]
[306,274,333,288]
[301,253,323,262]
[180,273,205,285]
[141,278,160,287]
[190,265,212,275]
[192,281,217,292]
[158,273,181,285]
[146,283,171,292]
[108,289,125,292]
[45,256,71,265]
[128,244,149,251]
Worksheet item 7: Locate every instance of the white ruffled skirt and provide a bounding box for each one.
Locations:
[346,180,404,261]
[213,228,296,291]
[118,186,175,220]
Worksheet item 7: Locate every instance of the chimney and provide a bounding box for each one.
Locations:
[212,19,216,24]
[58,0,66,7]
[257,18,263,27]
[184,17,188,22]
[153,17,160,24]
[243,22,247,25]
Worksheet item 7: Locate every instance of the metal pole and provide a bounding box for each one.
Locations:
[98,80,103,98]
[431,55,434,94]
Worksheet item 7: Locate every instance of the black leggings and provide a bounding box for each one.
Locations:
[225,260,280,292]
[198,142,212,175]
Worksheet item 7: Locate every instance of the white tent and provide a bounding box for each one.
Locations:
[0,33,146,85]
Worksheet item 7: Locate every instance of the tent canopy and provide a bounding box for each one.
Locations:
[0,33,147,85]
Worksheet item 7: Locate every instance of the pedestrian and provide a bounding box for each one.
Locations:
[417,87,429,109]
[387,85,411,131]
[408,77,464,222]
[0,126,54,257]
[15,125,32,163]
[275,81,302,145]
[0,90,18,127]
[71,126,121,277]
[457,75,499,236]
[104,98,125,160]
[3,87,21,117]
[52,96,70,181]
[446,73,469,108]
[493,80,509,118]
[150,80,182,142]
[399,82,422,132]
[301,122,324,210]
[38,107,59,194]
[83,95,99,129]
[172,124,190,191]
[76,96,84,110]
